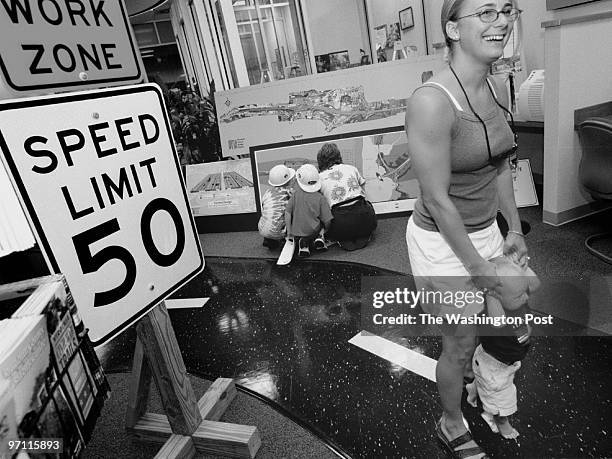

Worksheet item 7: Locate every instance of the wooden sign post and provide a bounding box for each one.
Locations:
[126,302,261,458]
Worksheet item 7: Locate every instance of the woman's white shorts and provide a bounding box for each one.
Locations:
[405,216,504,317]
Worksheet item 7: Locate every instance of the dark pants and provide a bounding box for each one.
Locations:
[327,197,377,242]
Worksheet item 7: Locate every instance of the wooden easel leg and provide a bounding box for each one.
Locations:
[153,435,195,459]
[135,301,202,435]
[126,302,261,458]
[126,338,152,429]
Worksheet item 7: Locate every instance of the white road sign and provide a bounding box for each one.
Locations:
[0,84,204,344]
[0,0,143,97]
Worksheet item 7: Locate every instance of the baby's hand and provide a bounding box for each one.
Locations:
[506,251,521,266]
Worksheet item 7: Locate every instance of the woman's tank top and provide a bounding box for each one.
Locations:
[411,79,515,233]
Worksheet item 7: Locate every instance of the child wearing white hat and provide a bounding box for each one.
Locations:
[258,164,295,249]
[285,164,333,257]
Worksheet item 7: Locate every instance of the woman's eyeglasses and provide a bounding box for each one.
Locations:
[456,8,522,23]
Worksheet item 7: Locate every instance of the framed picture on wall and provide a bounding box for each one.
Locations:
[315,54,330,73]
[374,25,387,48]
[399,7,414,30]
[328,50,350,71]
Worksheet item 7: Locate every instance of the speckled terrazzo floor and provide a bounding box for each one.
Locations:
[98,257,612,459]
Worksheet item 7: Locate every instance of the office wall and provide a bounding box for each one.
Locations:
[543,5,612,224]
[520,0,612,74]
[367,0,427,54]
[303,0,368,65]
[423,0,445,53]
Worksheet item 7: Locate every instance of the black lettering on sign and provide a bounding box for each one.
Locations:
[89,122,118,158]
[65,0,89,26]
[115,117,140,151]
[90,175,105,209]
[56,128,85,166]
[129,163,142,193]
[73,218,137,307]
[1,0,33,23]
[141,198,185,267]
[1,0,112,26]
[90,0,111,26]
[39,0,62,25]
[53,44,76,71]
[23,42,123,75]
[24,135,57,174]
[101,167,133,205]
[22,44,52,74]
[139,157,157,188]
[138,114,159,145]
[61,184,93,220]
[77,43,101,71]
[101,43,121,69]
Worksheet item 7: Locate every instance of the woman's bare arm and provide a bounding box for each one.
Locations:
[405,89,499,289]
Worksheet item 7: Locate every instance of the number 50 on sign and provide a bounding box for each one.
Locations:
[0,85,203,344]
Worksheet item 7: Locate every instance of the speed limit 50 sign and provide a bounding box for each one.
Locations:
[0,84,203,344]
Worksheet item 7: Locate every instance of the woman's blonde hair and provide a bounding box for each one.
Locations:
[440,0,465,48]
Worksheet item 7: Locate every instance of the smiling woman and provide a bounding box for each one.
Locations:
[404,0,526,458]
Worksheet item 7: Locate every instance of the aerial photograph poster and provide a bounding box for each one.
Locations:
[186,159,256,216]
[215,55,444,157]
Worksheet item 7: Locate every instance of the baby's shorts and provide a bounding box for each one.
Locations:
[472,344,521,417]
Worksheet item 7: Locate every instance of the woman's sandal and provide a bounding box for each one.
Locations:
[436,419,489,459]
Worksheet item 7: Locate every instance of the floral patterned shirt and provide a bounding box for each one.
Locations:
[319,164,366,207]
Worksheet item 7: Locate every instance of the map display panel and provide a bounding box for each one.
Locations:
[216,55,444,157]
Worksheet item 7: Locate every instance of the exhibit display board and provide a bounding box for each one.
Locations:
[185,159,256,216]
[251,126,418,214]
[216,55,444,158]
[0,84,203,344]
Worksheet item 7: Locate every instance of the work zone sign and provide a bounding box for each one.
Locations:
[0,84,204,344]
[0,0,143,96]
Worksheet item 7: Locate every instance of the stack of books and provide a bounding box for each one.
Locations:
[0,276,110,458]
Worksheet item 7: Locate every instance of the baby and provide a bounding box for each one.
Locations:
[466,256,540,439]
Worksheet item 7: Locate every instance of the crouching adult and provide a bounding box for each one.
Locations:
[317,143,377,250]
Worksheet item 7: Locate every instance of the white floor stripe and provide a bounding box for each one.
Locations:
[349,331,437,382]
[165,298,210,309]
